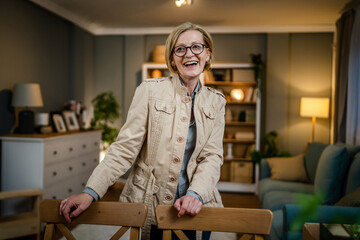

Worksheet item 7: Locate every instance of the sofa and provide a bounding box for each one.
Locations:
[258,142,360,240]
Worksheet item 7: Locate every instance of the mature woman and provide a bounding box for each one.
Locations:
[60,22,226,240]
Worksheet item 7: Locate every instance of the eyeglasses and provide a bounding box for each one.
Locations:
[173,43,206,57]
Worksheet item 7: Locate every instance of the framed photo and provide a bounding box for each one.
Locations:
[52,114,67,133]
[62,111,79,131]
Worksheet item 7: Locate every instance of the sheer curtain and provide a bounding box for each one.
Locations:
[346,6,360,145]
[335,2,360,145]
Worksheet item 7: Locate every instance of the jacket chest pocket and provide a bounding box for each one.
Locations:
[201,106,217,130]
[154,100,175,115]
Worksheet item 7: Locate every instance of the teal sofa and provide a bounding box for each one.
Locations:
[258,142,360,240]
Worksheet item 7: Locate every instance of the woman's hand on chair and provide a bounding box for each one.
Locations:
[59,193,93,222]
[174,195,203,217]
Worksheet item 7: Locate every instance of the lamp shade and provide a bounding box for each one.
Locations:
[12,83,43,107]
[300,97,329,118]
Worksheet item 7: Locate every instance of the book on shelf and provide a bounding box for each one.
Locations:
[235,131,255,140]
[244,87,254,102]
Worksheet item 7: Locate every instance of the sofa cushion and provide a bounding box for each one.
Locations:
[345,152,360,195]
[258,178,314,203]
[266,154,308,182]
[335,142,360,159]
[335,186,360,207]
[270,209,283,240]
[262,191,312,211]
[304,142,327,183]
[314,145,349,205]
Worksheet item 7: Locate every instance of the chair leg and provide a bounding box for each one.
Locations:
[44,224,55,240]
[130,227,140,240]
[163,230,172,240]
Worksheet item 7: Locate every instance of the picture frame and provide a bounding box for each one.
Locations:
[52,114,67,133]
[62,111,79,131]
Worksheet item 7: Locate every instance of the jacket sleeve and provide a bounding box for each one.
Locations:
[86,82,150,198]
[187,97,226,203]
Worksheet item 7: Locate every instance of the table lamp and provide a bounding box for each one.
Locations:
[12,83,44,134]
[300,97,329,142]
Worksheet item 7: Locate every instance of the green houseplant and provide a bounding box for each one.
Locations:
[90,92,120,151]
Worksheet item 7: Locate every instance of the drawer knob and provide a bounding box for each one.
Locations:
[53,151,57,155]
[69,166,73,171]
[94,158,97,162]
[68,188,72,193]
[94,142,99,146]
[82,144,87,149]
[52,196,56,199]
[82,162,86,166]
[69,147,73,152]
[82,183,86,187]
[53,172,57,176]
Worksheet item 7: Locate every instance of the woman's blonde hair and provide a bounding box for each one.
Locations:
[165,22,214,74]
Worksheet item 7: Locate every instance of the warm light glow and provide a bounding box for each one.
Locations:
[175,0,193,7]
[230,89,245,102]
[300,97,329,118]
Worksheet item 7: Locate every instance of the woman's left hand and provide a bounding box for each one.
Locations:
[173,195,203,217]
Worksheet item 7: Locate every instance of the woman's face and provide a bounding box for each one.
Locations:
[172,30,210,82]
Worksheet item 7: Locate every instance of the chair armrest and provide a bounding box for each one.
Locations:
[0,189,43,200]
[283,204,360,240]
[260,158,271,179]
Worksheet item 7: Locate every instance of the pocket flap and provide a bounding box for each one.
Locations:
[202,106,216,119]
[155,101,175,114]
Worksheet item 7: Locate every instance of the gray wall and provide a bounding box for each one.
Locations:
[0,0,72,112]
[266,33,333,154]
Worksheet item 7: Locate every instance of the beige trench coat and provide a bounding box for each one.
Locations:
[86,75,226,239]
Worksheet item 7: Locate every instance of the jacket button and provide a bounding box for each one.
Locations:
[165,195,172,201]
[177,137,184,143]
[173,157,180,163]
[170,177,176,182]
[181,116,187,122]
[182,97,190,103]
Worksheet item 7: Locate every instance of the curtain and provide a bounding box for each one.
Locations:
[346,6,360,145]
[334,4,359,144]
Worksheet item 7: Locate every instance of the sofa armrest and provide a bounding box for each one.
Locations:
[0,189,43,200]
[260,158,271,179]
[284,204,360,240]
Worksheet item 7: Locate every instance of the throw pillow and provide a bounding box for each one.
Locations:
[335,187,360,207]
[314,145,349,205]
[304,142,328,184]
[266,154,308,182]
[345,152,360,194]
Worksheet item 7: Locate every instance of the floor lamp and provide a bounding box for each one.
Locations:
[300,97,329,142]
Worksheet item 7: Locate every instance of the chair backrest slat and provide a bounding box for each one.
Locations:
[40,199,147,227]
[156,205,273,235]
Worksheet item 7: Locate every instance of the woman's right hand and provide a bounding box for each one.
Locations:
[59,193,93,222]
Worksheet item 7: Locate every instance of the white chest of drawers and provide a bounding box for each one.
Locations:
[1,130,101,203]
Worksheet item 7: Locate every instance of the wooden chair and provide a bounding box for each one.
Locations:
[0,188,43,240]
[156,205,273,240]
[40,199,147,240]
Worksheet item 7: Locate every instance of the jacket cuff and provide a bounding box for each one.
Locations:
[83,187,99,201]
[186,190,203,203]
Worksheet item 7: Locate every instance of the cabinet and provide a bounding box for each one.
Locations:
[142,62,261,193]
[0,130,101,214]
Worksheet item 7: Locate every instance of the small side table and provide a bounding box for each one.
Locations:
[303,223,320,240]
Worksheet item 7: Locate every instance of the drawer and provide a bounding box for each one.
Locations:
[43,176,82,200]
[230,161,253,183]
[44,138,78,164]
[77,136,100,156]
[44,160,78,187]
[77,153,100,174]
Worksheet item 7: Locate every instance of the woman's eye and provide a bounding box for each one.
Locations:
[176,47,185,52]
[193,44,202,50]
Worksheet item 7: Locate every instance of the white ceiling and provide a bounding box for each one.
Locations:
[30,0,349,35]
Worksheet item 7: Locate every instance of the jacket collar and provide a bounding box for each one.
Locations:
[173,74,203,96]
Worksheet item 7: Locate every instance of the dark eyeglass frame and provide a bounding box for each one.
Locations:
[173,43,206,57]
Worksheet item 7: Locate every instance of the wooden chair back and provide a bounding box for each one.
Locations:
[156,205,273,240]
[40,199,147,240]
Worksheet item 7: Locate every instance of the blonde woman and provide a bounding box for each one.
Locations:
[60,22,225,240]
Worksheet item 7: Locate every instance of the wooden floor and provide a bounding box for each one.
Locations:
[220,192,260,209]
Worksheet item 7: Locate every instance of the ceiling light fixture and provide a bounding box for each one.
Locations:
[175,0,193,7]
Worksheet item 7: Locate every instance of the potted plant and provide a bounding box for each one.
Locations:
[90,92,120,152]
